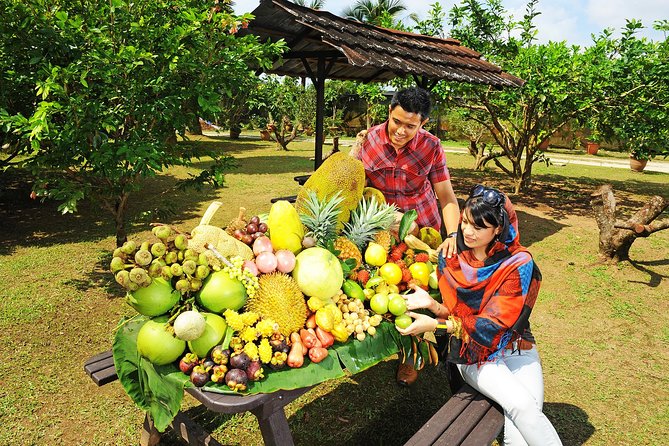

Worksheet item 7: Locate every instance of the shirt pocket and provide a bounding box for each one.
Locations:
[397,164,430,196]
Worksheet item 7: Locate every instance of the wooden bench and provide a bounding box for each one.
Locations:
[84,350,311,446]
[404,383,504,446]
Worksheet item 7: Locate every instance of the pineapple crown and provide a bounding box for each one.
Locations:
[298,190,344,247]
[343,197,397,250]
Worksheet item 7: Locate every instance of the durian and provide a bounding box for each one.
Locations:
[245,273,307,336]
[295,152,366,229]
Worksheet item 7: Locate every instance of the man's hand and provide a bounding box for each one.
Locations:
[438,235,457,259]
[396,311,437,336]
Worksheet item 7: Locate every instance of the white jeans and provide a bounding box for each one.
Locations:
[457,346,562,446]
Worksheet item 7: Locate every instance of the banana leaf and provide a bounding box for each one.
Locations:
[332,321,399,374]
[113,316,187,432]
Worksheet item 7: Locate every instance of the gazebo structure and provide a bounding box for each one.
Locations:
[239,0,524,170]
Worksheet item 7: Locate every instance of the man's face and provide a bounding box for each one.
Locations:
[387,105,428,150]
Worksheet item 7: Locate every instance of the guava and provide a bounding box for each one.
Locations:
[187,313,228,358]
[126,277,180,316]
[196,271,247,312]
[369,293,389,315]
[394,314,413,329]
[136,316,186,365]
[388,294,407,316]
[364,242,387,267]
[173,310,207,341]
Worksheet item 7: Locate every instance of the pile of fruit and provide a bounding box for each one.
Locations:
[110,152,443,392]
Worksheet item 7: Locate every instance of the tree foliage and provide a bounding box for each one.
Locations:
[0,0,284,244]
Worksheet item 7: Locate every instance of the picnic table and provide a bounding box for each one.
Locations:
[85,316,503,446]
[85,349,311,446]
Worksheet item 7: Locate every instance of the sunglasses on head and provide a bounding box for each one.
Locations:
[469,184,505,208]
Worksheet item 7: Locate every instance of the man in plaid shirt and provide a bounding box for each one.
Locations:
[354,87,460,387]
[354,87,460,258]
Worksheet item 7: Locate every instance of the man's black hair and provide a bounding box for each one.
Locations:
[390,87,432,121]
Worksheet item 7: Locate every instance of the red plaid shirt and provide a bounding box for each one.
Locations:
[356,122,450,229]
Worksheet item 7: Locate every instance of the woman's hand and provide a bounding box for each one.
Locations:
[438,236,457,259]
[395,311,437,336]
[403,284,435,311]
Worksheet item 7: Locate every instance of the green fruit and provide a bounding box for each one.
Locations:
[126,277,180,316]
[187,313,228,358]
[369,293,389,315]
[196,270,247,312]
[342,279,365,301]
[394,314,412,329]
[428,271,438,289]
[292,247,343,299]
[387,293,407,316]
[136,316,186,365]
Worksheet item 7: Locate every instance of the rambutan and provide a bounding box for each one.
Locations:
[415,252,429,263]
[357,269,370,286]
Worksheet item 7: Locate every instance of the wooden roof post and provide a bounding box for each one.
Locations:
[314,56,325,170]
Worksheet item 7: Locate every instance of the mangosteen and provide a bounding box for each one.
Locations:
[201,358,216,372]
[179,353,199,375]
[267,351,288,370]
[246,360,264,382]
[229,351,251,370]
[210,364,228,384]
[211,346,230,365]
[225,368,248,392]
[270,333,290,353]
[190,365,210,387]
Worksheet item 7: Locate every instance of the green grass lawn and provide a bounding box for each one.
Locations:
[1,134,667,445]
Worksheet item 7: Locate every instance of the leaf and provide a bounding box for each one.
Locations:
[332,321,399,374]
[112,316,187,432]
[398,210,418,241]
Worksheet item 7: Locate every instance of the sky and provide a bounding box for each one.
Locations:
[232,0,669,47]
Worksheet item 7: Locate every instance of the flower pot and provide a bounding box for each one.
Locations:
[629,156,648,172]
[585,141,600,155]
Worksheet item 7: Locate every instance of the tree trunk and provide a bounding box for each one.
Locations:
[113,193,130,247]
[590,185,669,262]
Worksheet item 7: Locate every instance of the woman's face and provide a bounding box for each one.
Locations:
[460,209,501,251]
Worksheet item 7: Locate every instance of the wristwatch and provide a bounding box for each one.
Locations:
[448,231,458,239]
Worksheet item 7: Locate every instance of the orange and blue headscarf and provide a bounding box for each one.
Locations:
[437,187,541,364]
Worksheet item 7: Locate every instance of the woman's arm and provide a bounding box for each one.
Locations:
[404,285,450,318]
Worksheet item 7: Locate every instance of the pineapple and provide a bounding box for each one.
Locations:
[373,230,394,252]
[343,197,397,251]
[334,236,363,271]
[299,190,343,247]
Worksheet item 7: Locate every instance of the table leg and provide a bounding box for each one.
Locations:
[140,413,161,446]
[252,406,294,446]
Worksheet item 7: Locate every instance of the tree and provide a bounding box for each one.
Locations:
[591,185,669,262]
[0,0,284,245]
[588,21,669,161]
[342,0,407,27]
[292,0,326,8]
[433,0,608,193]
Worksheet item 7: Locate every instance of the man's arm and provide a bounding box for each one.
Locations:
[434,179,460,258]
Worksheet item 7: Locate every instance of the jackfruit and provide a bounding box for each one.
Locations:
[267,200,304,254]
[296,152,366,229]
[363,187,386,204]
